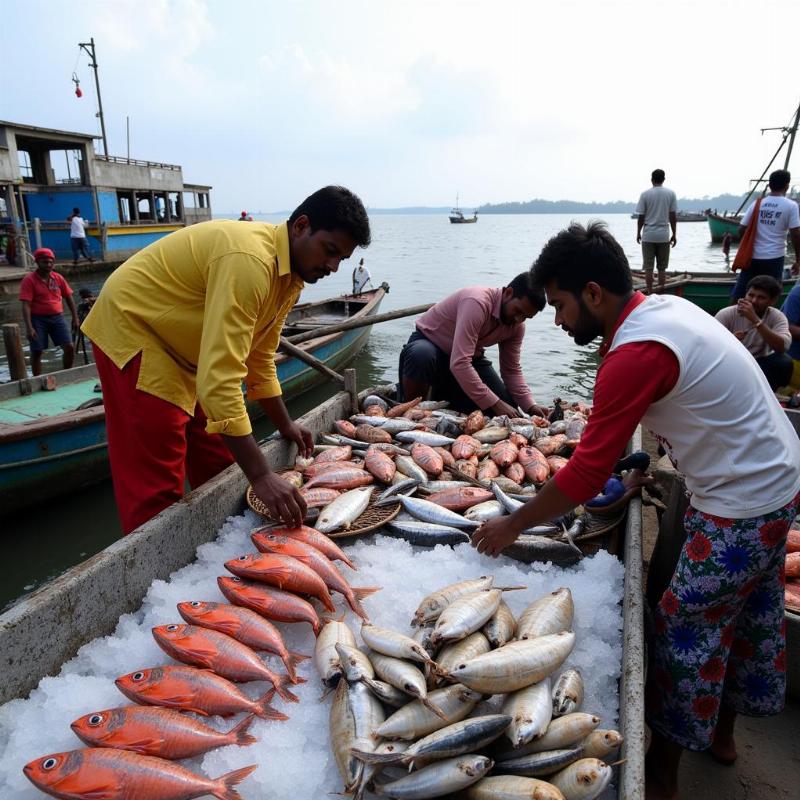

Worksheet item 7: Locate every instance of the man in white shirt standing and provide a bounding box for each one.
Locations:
[732,169,800,301]
[715,274,793,390]
[352,257,372,294]
[67,207,94,265]
[636,169,677,294]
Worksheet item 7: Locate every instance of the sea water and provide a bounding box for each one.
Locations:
[0,508,625,799]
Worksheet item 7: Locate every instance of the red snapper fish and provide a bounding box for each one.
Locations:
[151,623,300,701]
[177,600,308,682]
[71,706,256,759]
[114,665,287,720]
[23,748,255,800]
[252,524,357,570]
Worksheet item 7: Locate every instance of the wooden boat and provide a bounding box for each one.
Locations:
[675,210,707,222]
[0,286,386,515]
[631,269,797,315]
[706,211,742,243]
[0,384,646,799]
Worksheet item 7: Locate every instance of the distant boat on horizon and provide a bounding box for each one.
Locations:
[449,194,478,224]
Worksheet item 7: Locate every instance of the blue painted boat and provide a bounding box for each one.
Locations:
[0,286,386,515]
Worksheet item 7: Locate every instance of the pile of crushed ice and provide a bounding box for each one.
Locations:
[0,508,625,798]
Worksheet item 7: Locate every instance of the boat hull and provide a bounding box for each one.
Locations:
[707,212,742,242]
[0,289,385,516]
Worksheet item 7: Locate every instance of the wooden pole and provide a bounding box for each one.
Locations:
[344,368,358,414]
[278,336,344,384]
[3,323,28,381]
[284,302,435,345]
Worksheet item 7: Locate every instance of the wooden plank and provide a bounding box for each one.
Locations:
[2,323,28,382]
[277,336,344,384]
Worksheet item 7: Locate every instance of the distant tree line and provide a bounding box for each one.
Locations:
[476,193,750,214]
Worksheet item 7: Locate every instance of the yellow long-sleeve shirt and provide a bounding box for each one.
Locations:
[82,220,303,437]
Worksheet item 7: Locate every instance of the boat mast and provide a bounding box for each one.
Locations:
[78,37,109,158]
[735,98,800,215]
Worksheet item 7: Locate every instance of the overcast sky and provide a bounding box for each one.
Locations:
[4,0,799,212]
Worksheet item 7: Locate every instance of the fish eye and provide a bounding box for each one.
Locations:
[42,758,58,770]
[166,624,180,631]
[190,601,202,607]
[238,555,249,561]
[88,714,104,726]
[132,671,145,681]
[232,577,241,582]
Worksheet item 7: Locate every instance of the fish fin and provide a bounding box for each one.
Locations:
[211,764,258,800]
[320,591,338,613]
[353,586,381,600]
[495,585,528,592]
[255,688,289,721]
[422,697,449,720]
[284,651,311,682]
[349,747,401,765]
[228,714,258,747]
[273,673,301,703]
[319,685,336,701]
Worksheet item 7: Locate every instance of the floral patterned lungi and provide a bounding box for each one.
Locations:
[646,490,800,750]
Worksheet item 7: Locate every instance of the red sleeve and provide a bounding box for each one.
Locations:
[554,341,679,504]
[18,274,34,302]
[56,273,73,297]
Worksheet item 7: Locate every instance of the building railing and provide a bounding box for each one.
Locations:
[94,154,181,171]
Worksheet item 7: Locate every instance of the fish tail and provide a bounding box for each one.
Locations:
[320,589,337,613]
[353,585,381,600]
[274,673,301,703]
[349,747,401,765]
[422,697,448,720]
[211,764,258,800]
[284,651,311,682]
[255,688,289,720]
[346,591,372,622]
[341,556,358,571]
[229,714,258,747]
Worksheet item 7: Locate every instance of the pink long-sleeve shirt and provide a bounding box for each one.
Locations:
[415,286,535,410]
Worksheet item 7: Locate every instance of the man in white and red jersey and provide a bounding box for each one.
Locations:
[472,222,800,800]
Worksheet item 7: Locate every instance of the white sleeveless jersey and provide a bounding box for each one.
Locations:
[610,295,800,518]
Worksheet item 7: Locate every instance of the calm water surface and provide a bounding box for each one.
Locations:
[0,213,734,607]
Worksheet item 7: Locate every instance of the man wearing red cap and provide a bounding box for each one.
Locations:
[19,248,79,375]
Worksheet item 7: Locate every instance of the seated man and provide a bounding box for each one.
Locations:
[715,275,793,390]
[781,281,800,391]
[398,272,547,417]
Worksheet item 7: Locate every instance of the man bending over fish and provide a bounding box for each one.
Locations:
[83,186,370,534]
[397,272,548,417]
[471,222,800,800]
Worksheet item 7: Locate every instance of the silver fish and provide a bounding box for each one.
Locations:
[372,754,493,798]
[581,729,623,760]
[552,668,584,717]
[363,395,389,412]
[362,676,411,708]
[419,480,471,494]
[336,642,375,683]
[548,421,567,435]
[463,775,565,799]
[503,535,582,566]
[395,455,430,486]
[378,478,420,502]
[550,758,612,800]
[492,745,584,778]
[517,589,575,640]
[315,619,357,686]
[376,683,482,740]
[369,650,443,717]
[395,430,456,447]
[316,486,373,533]
[353,416,422,434]
[413,576,495,626]
[501,676,553,747]
[353,715,511,768]
[387,495,480,530]
[482,600,516,648]
[472,427,510,444]
[385,520,471,547]
[491,482,524,513]
[500,713,601,758]
[431,589,504,646]
[361,622,434,664]
[434,632,491,683]
[419,400,451,410]
[464,500,506,522]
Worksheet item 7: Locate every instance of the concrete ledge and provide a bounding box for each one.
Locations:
[0,389,351,703]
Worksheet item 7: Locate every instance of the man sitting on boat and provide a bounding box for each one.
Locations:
[82,186,371,535]
[715,275,793,391]
[731,169,800,301]
[471,222,800,800]
[396,273,548,417]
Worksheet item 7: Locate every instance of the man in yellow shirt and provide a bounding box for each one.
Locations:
[83,186,370,534]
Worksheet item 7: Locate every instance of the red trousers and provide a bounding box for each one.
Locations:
[94,345,235,534]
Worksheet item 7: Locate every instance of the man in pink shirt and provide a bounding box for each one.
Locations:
[19,247,79,375]
[397,272,547,417]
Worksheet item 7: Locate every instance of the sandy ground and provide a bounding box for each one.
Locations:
[640,432,800,799]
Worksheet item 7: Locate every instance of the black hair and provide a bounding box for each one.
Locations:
[769,169,791,191]
[651,169,665,183]
[530,221,633,297]
[507,271,546,311]
[746,274,782,299]
[73,207,80,214]
[78,287,94,298]
[289,186,371,247]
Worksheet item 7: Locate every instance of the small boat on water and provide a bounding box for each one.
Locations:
[449,194,478,224]
[0,286,387,516]
[631,269,797,314]
[630,210,707,222]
